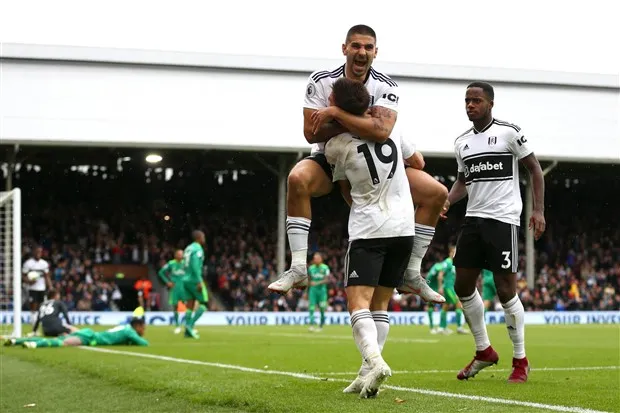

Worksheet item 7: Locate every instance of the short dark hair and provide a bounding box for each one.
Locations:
[467,81,494,100]
[47,289,58,300]
[130,317,145,328]
[332,78,371,116]
[192,230,204,241]
[346,25,376,43]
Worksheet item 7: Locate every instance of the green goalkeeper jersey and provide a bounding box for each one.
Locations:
[157,259,186,284]
[308,263,330,294]
[92,325,149,346]
[427,262,443,284]
[440,257,456,289]
[183,242,205,282]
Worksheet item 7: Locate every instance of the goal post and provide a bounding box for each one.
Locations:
[0,188,22,338]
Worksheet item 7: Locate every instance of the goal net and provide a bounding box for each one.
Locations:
[0,188,22,338]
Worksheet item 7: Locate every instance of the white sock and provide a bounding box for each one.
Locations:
[502,295,526,359]
[351,309,382,367]
[286,216,310,269]
[406,224,435,279]
[31,312,37,326]
[372,311,390,352]
[460,291,491,351]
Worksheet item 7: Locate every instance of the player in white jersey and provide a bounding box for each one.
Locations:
[22,246,52,326]
[323,78,418,398]
[444,82,546,383]
[268,25,447,304]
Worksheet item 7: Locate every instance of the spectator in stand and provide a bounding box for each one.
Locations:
[134,275,153,311]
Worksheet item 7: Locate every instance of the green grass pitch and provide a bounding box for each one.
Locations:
[1,324,619,413]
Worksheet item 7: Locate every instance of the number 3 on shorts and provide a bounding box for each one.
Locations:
[501,251,511,269]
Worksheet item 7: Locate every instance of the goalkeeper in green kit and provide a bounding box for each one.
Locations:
[308,253,330,332]
[7,317,148,348]
[436,246,469,335]
[158,249,187,334]
[180,230,209,339]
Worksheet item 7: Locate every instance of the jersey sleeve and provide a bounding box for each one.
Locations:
[400,134,416,159]
[157,263,171,284]
[303,72,329,110]
[22,260,30,274]
[507,129,532,159]
[454,141,466,173]
[190,251,204,280]
[372,84,400,113]
[127,329,149,346]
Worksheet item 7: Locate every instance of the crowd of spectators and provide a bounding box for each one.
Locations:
[11,162,619,313]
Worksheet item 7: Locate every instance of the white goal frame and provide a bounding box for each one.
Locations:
[1,188,22,338]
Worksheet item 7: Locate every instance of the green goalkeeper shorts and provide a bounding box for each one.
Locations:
[179,279,209,304]
[70,328,96,345]
[444,287,459,305]
[168,282,186,306]
[309,289,328,309]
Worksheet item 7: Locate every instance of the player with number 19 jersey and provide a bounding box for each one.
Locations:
[326,131,415,241]
[304,65,399,156]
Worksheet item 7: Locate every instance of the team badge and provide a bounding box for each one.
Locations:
[306,83,316,98]
[488,136,497,145]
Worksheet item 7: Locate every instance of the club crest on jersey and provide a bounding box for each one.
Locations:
[306,83,316,98]
[488,136,497,145]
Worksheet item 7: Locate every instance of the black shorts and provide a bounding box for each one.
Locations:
[344,236,414,288]
[454,217,519,273]
[29,290,45,305]
[304,153,333,181]
[43,322,71,337]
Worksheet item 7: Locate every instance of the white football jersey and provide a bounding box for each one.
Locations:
[325,131,415,241]
[454,119,533,226]
[22,258,50,291]
[304,65,399,154]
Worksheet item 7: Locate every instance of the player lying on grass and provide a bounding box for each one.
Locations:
[5,317,148,348]
[324,77,419,398]
[268,24,448,305]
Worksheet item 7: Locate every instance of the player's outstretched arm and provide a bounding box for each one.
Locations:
[303,108,348,144]
[520,153,546,240]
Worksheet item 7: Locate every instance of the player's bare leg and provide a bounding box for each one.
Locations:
[455,268,499,380]
[494,272,529,383]
[268,160,333,293]
[345,287,392,395]
[398,168,447,303]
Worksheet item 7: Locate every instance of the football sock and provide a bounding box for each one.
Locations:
[407,224,435,278]
[502,295,526,359]
[427,307,434,329]
[189,304,206,329]
[34,338,63,348]
[183,310,193,328]
[173,311,180,327]
[287,217,310,269]
[460,291,491,351]
[455,308,463,327]
[309,306,315,325]
[319,308,326,328]
[351,309,382,367]
[440,309,448,329]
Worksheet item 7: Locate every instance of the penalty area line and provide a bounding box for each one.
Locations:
[79,347,610,413]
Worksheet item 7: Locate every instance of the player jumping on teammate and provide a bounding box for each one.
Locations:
[268,25,446,304]
[158,249,187,334]
[6,317,148,348]
[325,78,419,398]
[444,82,545,383]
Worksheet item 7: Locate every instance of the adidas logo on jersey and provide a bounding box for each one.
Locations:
[349,270,359,278]
[463,144,470,150]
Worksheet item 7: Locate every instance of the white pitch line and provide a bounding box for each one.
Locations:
[324,366,620,375]
[80,347,610,413]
